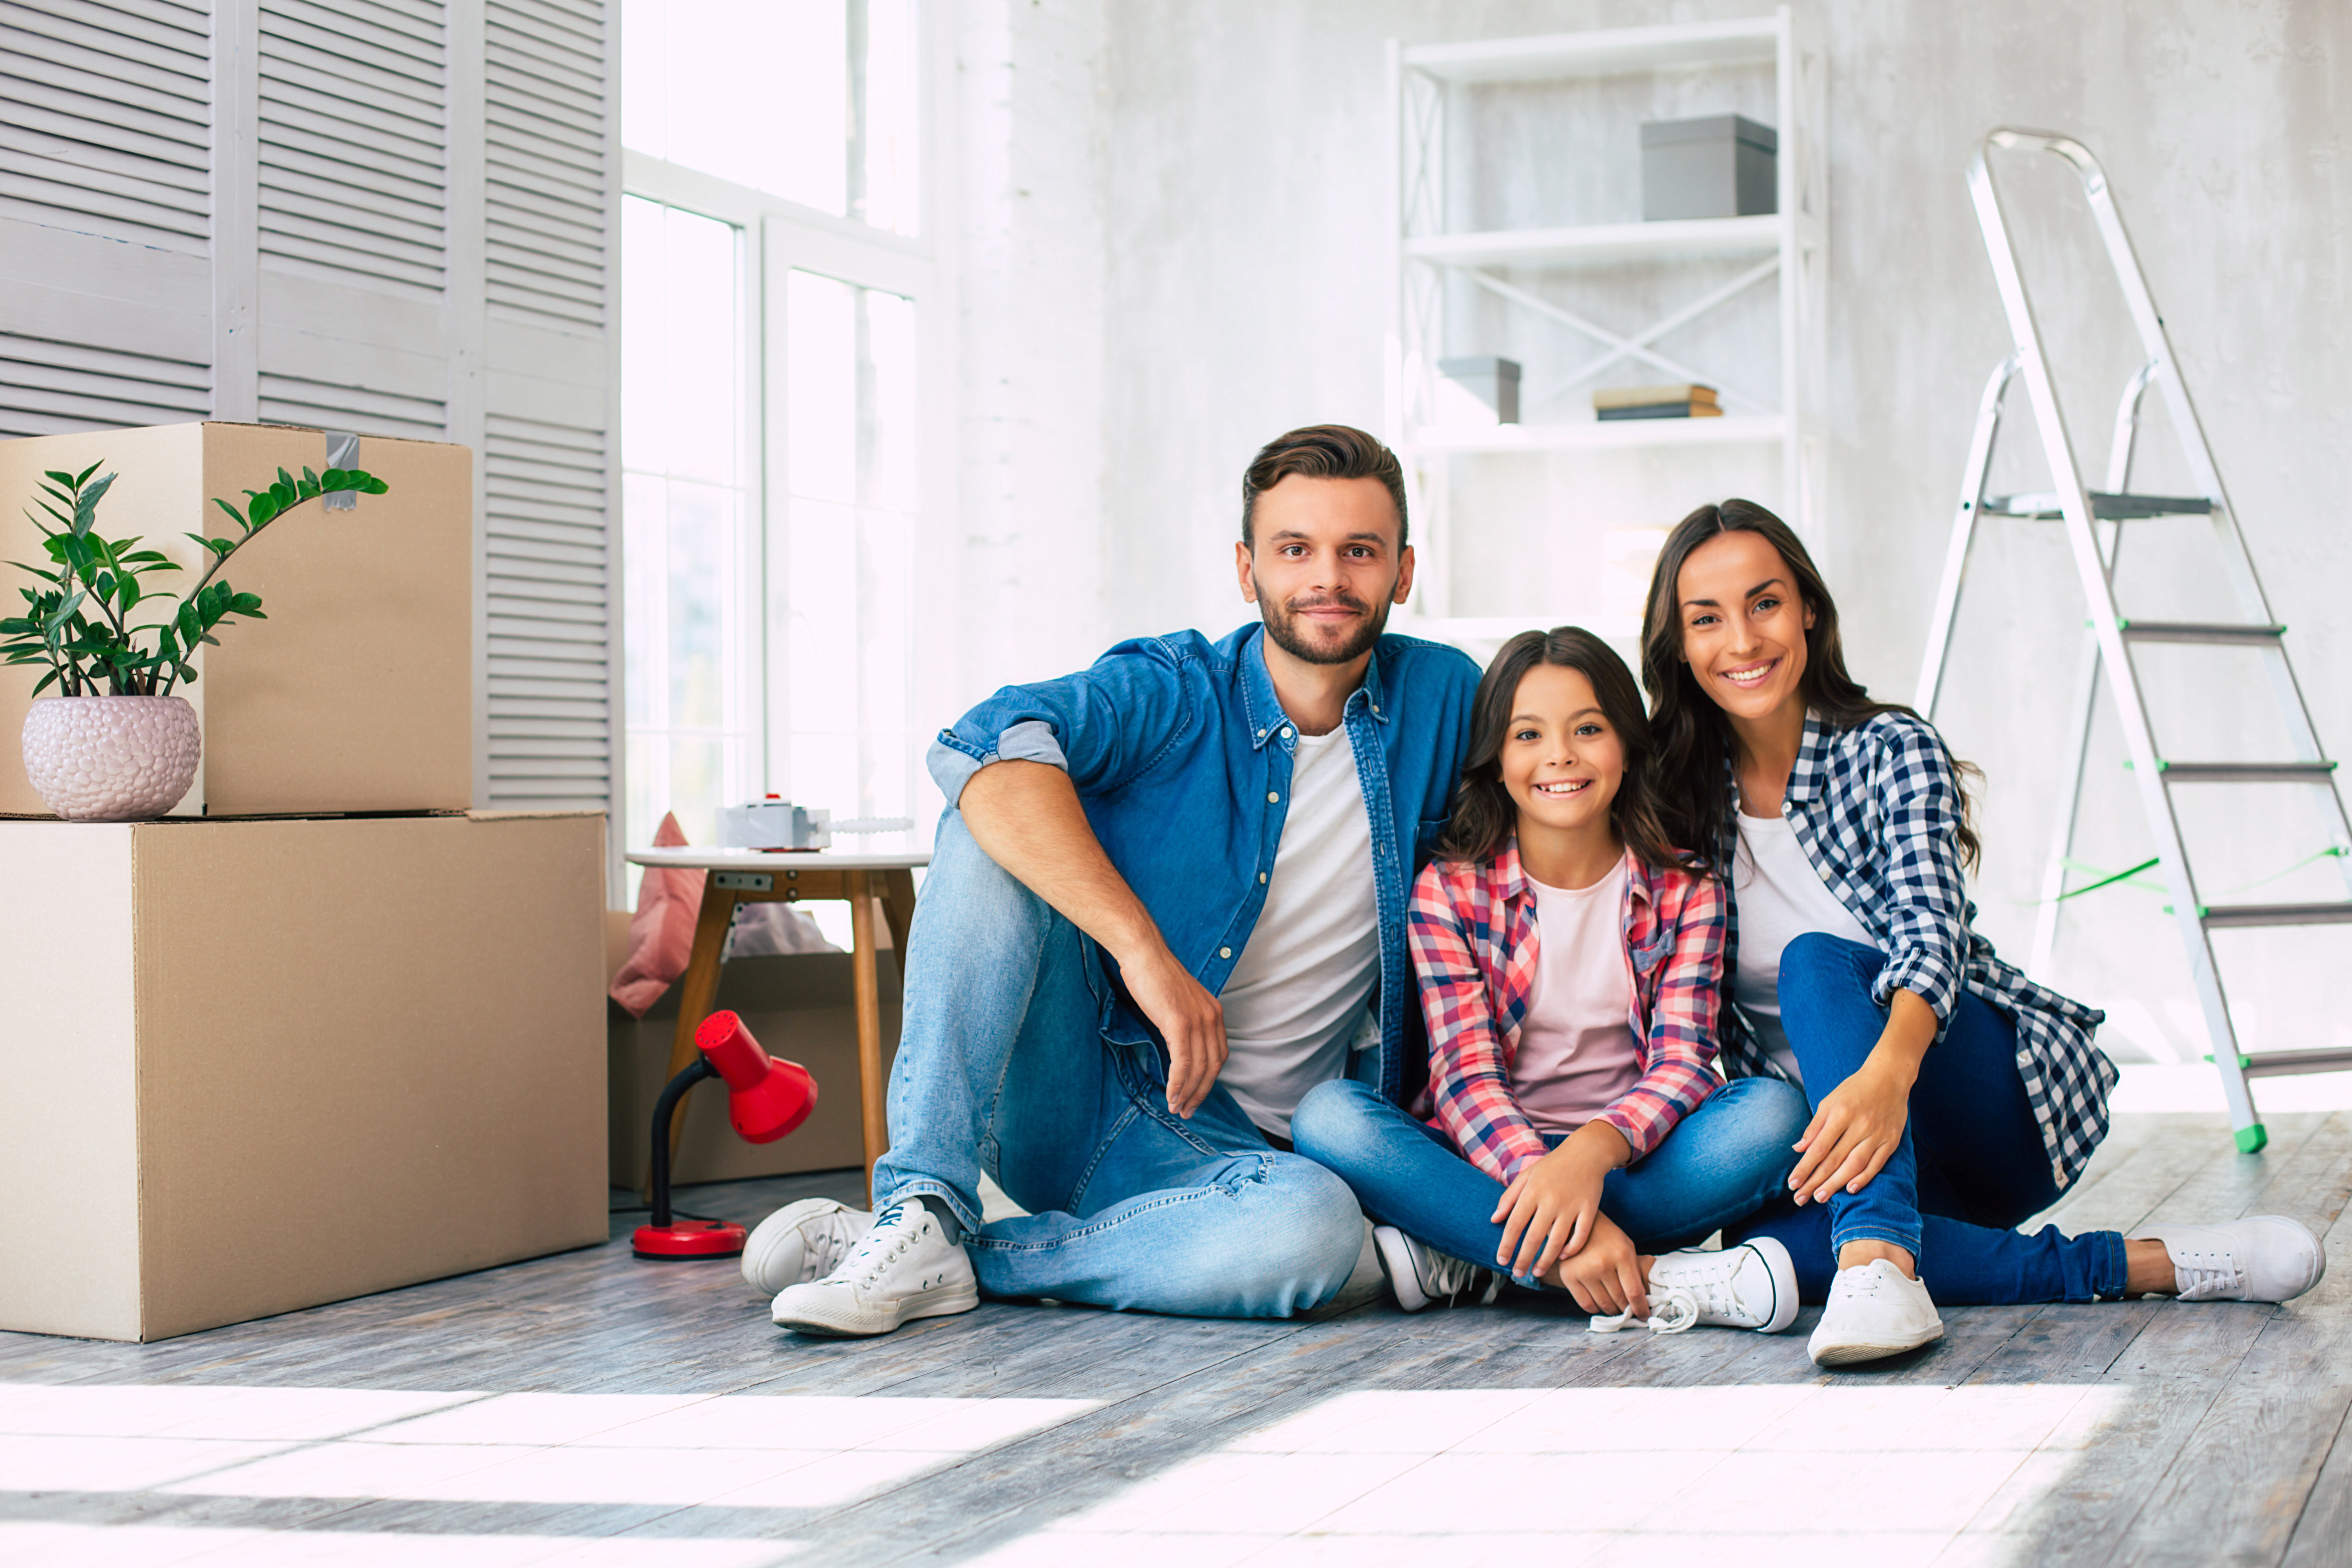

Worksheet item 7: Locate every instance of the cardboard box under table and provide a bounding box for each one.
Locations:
[608,949,904,1186]
[0,422,472,817]
[0,811,607,1343]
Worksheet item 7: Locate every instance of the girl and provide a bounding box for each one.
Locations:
[1292,628,1811,1332]
[1644,499,2323,1366]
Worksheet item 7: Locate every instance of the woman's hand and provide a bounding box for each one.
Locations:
[1788,990,1936,1204]
[1492,1122,1630,1278]
[1550,1212,1648,1318]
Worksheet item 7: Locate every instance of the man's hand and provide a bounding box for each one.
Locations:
[1550,1212,1648,1318]
[1491,1121,1631,1278]
[1788,990,1934,1204]
[1123,946,1228,1118]
[960,760,1232,1118]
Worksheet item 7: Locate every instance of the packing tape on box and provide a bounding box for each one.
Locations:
[324,430,359,511]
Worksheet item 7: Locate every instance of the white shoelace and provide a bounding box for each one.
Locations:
[1422,1253,1500,1305]
[1588,1286,1699,1335]
[829,1207,924,1290]
[2169,1247,2245,1301]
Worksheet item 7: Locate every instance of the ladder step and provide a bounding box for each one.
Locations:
[1982,490,2215,520]
[2115,619,2285,646]
[2137,760,2340,784]
[2243,1047,2352,1078]
[2200,901,2352,929]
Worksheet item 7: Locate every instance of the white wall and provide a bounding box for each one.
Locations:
[956,0,2352,1069]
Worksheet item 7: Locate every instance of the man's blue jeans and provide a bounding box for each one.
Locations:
[1724,933,2128,1304]
[1289,1075,1810,1287]
[869,810,1366,1318]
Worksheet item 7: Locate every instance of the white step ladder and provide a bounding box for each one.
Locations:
[1916,128,2352,1155]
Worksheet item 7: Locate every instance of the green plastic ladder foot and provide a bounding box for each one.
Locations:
[2236,1123,2268,1155]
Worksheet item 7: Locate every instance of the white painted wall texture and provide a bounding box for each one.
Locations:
[953,0,2352,1072]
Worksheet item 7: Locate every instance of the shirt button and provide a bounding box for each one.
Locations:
[1219,947,1232,958]
[1259,872,1269,883]
[1256,728,1266,738]
[1281,727,1292,739]
[1267,791,1280,803]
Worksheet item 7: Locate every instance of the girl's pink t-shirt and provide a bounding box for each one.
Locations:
[1510,857,1642,1136]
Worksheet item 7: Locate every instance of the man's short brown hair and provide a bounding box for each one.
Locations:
[1240,424,1408,552]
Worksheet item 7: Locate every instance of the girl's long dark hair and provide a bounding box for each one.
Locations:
[1438,626,1689,873]
[1638,498,1981,871]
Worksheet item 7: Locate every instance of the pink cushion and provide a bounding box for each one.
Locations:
[608,812,707,1018]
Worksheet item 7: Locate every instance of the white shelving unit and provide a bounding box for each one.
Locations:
[1384,10,1826,653]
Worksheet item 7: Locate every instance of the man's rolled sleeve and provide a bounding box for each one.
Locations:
[926,719,1070,806]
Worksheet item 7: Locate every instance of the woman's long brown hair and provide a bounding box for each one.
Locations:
[1637,498,1982,871]
[1437,625,1691,873]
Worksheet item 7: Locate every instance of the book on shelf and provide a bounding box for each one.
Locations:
[1597,401,1725,421]
[1593,382,1719,412]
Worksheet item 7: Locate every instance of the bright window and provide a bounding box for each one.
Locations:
[620,0,941,897]
[619,197,757,851]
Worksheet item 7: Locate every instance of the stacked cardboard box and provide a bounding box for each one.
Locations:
[0,423,609,1342]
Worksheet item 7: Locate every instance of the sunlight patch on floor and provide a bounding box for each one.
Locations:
[958,1383,2125,1567]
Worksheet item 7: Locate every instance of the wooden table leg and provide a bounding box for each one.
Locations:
[644,880,741,1196]
[878,867,917,959]
[847,869,888,1204]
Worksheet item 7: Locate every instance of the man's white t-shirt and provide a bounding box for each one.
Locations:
[1732,805,1873,1087]
[1217,725,1381,1139]
[1510,857,1643,1136]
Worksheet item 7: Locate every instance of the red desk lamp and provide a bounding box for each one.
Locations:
[634,1010,818,1260]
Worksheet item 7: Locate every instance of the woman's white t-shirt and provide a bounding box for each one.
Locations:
[1509,856,1643,1136]
[1732,806,1873,1087]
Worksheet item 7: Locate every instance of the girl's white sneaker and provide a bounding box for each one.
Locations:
[1807,1259,1945,1365]
[1373,1225,1499,1312]
[2129,1216,2326,1302]
[1589,1239,1800,1335]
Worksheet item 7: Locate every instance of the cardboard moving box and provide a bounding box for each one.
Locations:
[608,950,902,1185]
[0,811,607,1342]
[0,423,473,816]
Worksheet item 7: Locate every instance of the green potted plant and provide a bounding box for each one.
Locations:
[3,460,389,820]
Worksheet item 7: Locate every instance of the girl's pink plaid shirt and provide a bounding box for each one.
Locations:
[1408,842,1729,1183]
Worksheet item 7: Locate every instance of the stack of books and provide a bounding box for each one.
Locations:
[1594,384,1722,421]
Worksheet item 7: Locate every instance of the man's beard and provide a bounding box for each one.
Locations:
[1260,588,1393,667]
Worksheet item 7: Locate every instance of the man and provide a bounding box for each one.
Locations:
[752,424,1480,1336]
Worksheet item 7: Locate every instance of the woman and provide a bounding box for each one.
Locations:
[1292,628,1809,1333]
[1642,499,2323,1366]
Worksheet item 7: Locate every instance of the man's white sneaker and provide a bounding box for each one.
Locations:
[771,1203,979,1337]
[1807,1259,1945,1366]
[741,1198,874,1296]
[2130,1216,2326,1303]
[1627,1239,1800,1334]
[1373,1225,1499,1313]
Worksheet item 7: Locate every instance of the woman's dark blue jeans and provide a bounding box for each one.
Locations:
[1725,933,2128,1305]
[1291,1075,1810,1289]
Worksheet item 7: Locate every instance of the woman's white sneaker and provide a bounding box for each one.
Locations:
[1647,1239,1801,1333]
[2130,1216,2326,1302]
[741,1198,874,1296]
[1372,1225,1499,1312]
[771,1203,979,1337]
[1807,1259,1945,1366]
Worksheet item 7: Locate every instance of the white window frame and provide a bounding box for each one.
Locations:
[618,6,957,853]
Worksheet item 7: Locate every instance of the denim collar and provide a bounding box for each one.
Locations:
[1236,623,1392,752]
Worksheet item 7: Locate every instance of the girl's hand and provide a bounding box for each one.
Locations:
[1551,1212,1648,1318]
[1788,989,1936,1205]
[1492,1123,1630,1278]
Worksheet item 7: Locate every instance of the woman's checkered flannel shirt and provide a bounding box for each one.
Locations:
[1713,709,2118,1190]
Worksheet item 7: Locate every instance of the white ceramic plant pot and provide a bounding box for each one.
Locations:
[21,695,202,821]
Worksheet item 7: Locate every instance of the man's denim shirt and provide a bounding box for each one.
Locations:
[928,622,1482,1106]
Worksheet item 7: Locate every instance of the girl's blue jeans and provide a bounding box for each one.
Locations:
[1724,933,2129,1304]
[1289,1074,1811,1288]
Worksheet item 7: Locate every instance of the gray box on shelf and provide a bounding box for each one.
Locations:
[1437,356,1522,424]
[1641,115,1777,221]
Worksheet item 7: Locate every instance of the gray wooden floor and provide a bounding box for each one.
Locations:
[2,1109,2348,1566]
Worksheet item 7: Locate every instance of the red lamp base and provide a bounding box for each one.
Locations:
[632,1220,748,1260]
